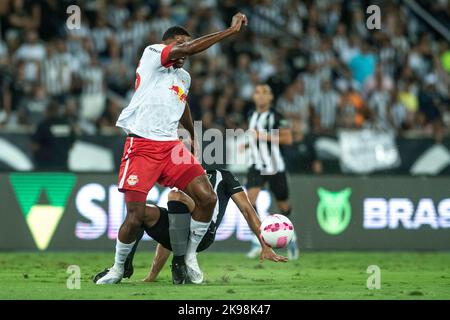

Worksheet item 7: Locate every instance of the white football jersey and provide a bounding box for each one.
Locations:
[116,43,191,141]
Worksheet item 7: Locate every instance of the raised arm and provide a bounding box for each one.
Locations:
[168,12,248,60]
[144,243,171,282]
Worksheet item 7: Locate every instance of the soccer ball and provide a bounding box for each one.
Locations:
[260,214,295,248]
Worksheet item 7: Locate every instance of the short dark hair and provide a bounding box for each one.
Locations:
[255,83,273,93]
[162,26,191,41]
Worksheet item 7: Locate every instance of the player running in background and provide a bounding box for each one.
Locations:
[96,13,249,285]
[94,169,287,285]
[244,84,300,260]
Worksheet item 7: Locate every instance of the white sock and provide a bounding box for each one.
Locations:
[289,231,298,247]
[186,219,210,256]
[112,238,135,272]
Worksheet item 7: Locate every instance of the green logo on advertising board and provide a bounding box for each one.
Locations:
[316,188,352,235]
[9,173,76,250]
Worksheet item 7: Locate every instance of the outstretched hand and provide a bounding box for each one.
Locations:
[230,12,248,32]
[259,245,288,263]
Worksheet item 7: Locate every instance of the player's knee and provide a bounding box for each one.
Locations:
[203,190,217,209]
[168,189,184,202]
[125,205,145,227]
[126,215,143,230]
[168,190,195,212]
[194,188,216,208]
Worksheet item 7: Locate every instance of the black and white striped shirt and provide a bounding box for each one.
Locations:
[91,27,112,53]
[41,55,64,96]
[368,90,391,128]
[313,90,340,129]
[311,50,334,79]
[116,23,139,64]
[207,169,244,229]
[248,108,289,174]
[301,72,322,103]
[82,67,104,95]
[277,95,310,133]
[107,5,130,29]
[41,53,73,96]
[151,18,173,41]
[133,21,151,45]
[250,4,283,37]
[277,94,309,115]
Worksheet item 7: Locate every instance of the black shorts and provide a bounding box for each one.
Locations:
[144,207,216,252]
[246,166,289,201]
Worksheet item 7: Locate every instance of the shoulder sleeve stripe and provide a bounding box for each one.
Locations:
[161,44,175,68]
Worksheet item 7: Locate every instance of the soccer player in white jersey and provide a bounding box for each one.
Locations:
[94,169,287,285]
[96,13,249,285]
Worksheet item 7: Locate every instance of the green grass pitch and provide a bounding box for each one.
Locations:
[0,251,449,299]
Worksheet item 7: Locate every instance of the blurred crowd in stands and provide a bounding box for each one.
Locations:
[0,0,449,143]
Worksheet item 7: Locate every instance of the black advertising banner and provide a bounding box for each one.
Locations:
[296,176,450,250]
[0,173,449,251]
[0,172,267,251]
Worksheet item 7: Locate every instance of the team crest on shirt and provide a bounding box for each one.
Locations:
[127,174,139,186]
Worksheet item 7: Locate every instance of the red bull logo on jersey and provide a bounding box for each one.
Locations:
[169,85,187,103]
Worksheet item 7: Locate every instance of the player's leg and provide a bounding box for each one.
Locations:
[137,190,201,284]
[169,187,207,284]
[268,171,299,260]
[166,189,196,284]
[95,193,147,284]
[247,187,261,210]
[96,137,159,284]
[123,228,145,279]
[246,166,266,258]
[183,175,217,265]
[140,200,191,283]
[183,222,216,284]
[246,187,264,258]
[123,203,164,279]
[161,142,216,283]
[268,172,291,215]
[247,165,266,211]
[164,187,210,284]
[196,222,216,253]
[98,221,145,282]
[168,190,195,262]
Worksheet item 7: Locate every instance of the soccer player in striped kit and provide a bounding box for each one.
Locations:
[245,84,299,260]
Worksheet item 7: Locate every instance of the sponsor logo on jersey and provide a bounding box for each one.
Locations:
[169,85,187,103]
